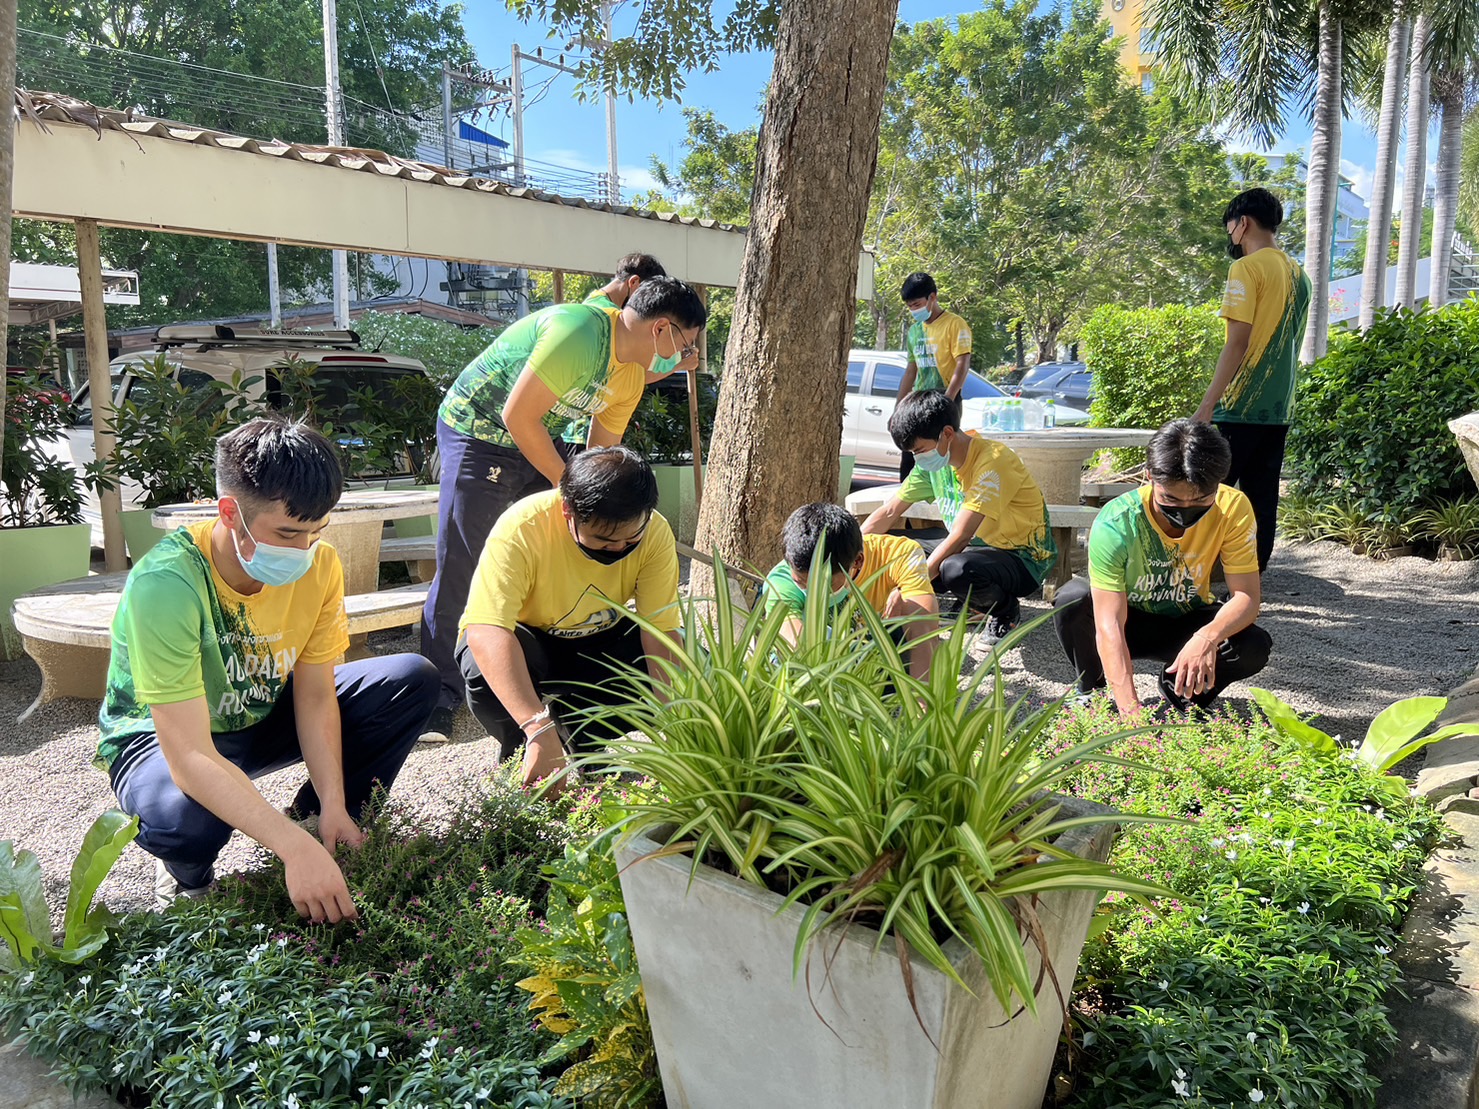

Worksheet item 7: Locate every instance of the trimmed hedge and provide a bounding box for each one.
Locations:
[1081,304,1223,471]
[1287,302,1479,522]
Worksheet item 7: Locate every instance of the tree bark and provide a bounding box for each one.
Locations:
[0,2,16,471]
[1359,13,1410,329]
[1428,73,1463,309]
[692,0,899,587]
[1395,14,1431,308]
[1300,3,1341,365]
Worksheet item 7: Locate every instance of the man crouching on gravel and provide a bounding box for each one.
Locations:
[95,416,438,922]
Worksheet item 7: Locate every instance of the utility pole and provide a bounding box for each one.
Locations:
[601,1,619,204]
[510,44,525,190]
[267,243,282,327]
[322,0,350,328]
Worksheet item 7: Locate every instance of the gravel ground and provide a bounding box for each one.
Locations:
[2,537,1476,919]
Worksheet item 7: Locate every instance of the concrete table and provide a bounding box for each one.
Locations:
[844,485,943,524]
[152,488,440,597]
[980,428,1155,507]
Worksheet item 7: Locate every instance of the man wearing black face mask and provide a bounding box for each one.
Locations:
[1052,419,1271,718]
[455,447,681,790]
[1192,187,1311,572]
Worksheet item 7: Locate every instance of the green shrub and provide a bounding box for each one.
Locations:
[351,309,502,388]
[1081,304,1223,471]
[1043,702,1443,1108]
[1287,301,1479,523]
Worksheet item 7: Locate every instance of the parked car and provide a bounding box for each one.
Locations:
[1015,360,1086,399]
[842,350,1089,472]
[54,324,432,504]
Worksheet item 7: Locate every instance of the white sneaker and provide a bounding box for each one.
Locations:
[153,859,214,910]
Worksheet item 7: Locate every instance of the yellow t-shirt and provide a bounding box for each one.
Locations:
[763,533,934,617]
[899,435,1057,583]
[460,490,682,637]
[1088,485,1259,615]
[906,310,973,393]
[1216,248,1311,425]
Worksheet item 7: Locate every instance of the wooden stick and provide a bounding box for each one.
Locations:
[77,218,125,572]
[552,268,565,303]
[689,284,708,517]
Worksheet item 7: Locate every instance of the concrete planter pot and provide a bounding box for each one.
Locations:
[616,794,1117,1109]
[0,522,91,660]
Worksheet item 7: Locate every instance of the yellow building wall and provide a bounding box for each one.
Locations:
[1101,0,1154,84]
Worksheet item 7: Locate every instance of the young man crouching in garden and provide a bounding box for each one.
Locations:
[1052,418,1272,717]
[99,416,439,922]
[456,447,682,791]
[764,502,941,681]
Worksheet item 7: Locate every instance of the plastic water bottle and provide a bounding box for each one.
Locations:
[1009,400,1023,431]
[1043,398,1057,429]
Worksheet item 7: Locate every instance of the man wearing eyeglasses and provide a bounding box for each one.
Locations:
[1052,418,1271,718]
[422,277,705,743]
[456,447,682,790]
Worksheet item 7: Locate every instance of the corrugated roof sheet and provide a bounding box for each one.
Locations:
[13,88,747,235]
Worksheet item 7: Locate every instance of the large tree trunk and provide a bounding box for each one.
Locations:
[1300,4,1342,365]
[1428,72,1464,308]
[0,3,16,469]
[1395,14,1431,308]
[1359,13,1410,329]
[692,0,899,587]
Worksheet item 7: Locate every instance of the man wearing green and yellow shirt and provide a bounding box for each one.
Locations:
[862,390,1055,645]
[896,272,973,481]
[1052,419,1272,717]
[582,252,666,311]
[763,502,940,680]
[1193,187,1311,571]
[423,277,706,739]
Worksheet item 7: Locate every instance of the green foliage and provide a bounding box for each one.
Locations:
[586,569,1171,1016]
[514,832,660,1109]
[622,378,719,465]
[1081,303,1224,470]
[1,370,88,526]
[0,811,139,972]
[1044,703,1444,1108]
[1230,150,1308,257]
[1412,497,1479,558]
[351,310,501,388]
[1287,301,1479,522]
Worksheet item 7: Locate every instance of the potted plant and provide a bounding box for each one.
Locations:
[585,568,1167,1109]
[1,372,95,659]
[1413,498,1479,561]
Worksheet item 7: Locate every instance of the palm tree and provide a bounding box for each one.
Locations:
[1359,12,1411,329]
[1301,5,1343,364]
[1395,14,1433,307]
[1429,69,1470,307]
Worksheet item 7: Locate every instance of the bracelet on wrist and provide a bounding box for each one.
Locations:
[519,707,551,732]
[524,721,558,743]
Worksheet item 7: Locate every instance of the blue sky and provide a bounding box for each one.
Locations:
[458,1,1435,217]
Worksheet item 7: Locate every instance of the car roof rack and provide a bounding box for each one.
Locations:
[152,324,362,348]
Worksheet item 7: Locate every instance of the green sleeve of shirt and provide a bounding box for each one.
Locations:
[527,307,606,399]
[1087,513,1130,593]
[898,465,935,504]
[763,561,806,616]
[122,570,209,706]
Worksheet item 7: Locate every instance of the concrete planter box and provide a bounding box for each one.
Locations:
[1,522,91,661]
[616,794,1117,1109]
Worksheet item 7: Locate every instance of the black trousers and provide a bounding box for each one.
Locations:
[456,621,646,759]
[1215,421,1288,572]
[1051,578,1272,708]
[914,536,1039,616]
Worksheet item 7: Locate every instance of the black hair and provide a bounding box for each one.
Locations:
[889,389,960,452]
[1222,187,1284,233]
[560,446,659,525]
[215,415,342,522]
[627,276,708,331]
[783,502,864,576]
[614,253,666,282]
[1146,418,1232,494]
[900,272,937,302]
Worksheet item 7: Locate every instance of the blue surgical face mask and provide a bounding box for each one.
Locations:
[910,305,931,322]
[912,434,952,473]
[232,516,318,587]
[648,324,685,378]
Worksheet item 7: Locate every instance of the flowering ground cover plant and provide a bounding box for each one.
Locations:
[1044,702,1444,1108]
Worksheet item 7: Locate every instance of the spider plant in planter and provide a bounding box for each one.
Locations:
[581,564,1170,1109]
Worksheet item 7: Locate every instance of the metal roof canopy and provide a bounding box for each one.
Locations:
[9,260,139,325]
[11,97,876,298]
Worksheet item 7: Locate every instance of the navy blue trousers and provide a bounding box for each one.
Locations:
[421,420,570,711]
[109,654,438,889]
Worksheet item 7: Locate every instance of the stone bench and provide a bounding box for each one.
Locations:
[12,577,431,722]
[378,535,436,583]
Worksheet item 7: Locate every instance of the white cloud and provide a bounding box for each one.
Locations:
[1340,158,1374,206]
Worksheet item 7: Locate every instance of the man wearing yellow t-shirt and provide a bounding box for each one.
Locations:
[424,278,705,741]
[100,418,438,919]
[457,447,682,789]
[1193,187,1312,572]
[862,391,1056,646]
[896,272,973,480]
[1052,419,1272,717]
[763,502,940,680]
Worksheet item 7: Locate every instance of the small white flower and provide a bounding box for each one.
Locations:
[419,1045,435,1060]
[286,1096,300,1109]
[1172,1077,1191,1098]
[1247,1031,1257,1043]
[1249,1089,1266,1104]
[1376,944,1392,956]
[112,1061,124,1075]
[244,1061,258,1074]
[253,923,265,932]
[1227,850,1238,861]
[378,1046,390,1058]
[267,1034,280,1047]
[277,937,289,948]
[1175,1067,1187,1080]
[247,1030,261,1044]
[158,986,171,1001]
[78,975,91,987]
[1198,914,1209,924]
[1314,818,1324,825]
[1210,838,1226,849]
[1158,979,1169,990]
[359,1087,371,1096]
[130,1006,143,1017]
[1298,902,1310,915]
